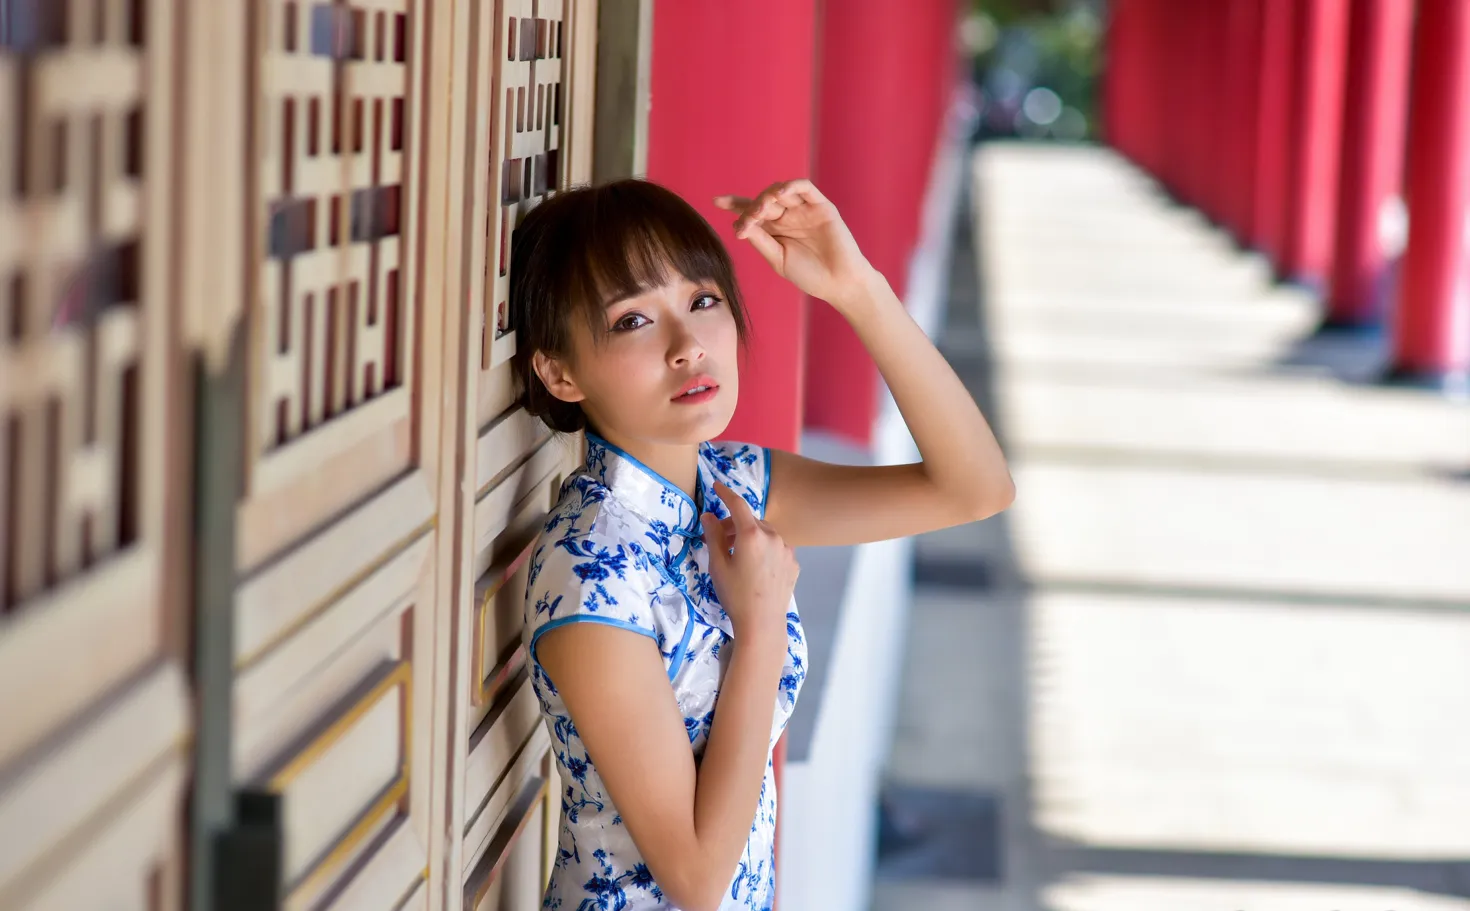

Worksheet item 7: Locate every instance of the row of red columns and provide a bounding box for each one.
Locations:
[1104,0,1470,385]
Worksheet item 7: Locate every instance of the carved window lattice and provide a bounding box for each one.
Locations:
[0,0,150,613]
[258,0,411,455]
[482,0,568,372]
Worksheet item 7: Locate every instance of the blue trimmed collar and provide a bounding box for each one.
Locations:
[583,432,729,544]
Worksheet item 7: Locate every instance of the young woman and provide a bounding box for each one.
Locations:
[512,177,1013,911]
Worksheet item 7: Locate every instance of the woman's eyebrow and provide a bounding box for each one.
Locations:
[602,290,643,310]
[601,275,711,309]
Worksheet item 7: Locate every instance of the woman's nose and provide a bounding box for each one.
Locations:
[668,322,706,365]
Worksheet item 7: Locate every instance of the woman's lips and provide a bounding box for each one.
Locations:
[672,383,719,404]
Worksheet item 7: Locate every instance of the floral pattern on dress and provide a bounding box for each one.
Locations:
[524,433,806,911]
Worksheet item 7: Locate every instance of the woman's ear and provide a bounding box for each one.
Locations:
[531,350,586,404]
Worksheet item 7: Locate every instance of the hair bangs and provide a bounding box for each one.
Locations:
[564,180,741,343]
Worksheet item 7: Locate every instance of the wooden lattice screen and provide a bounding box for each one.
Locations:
[0,0,601,908]
[0,0,189,907]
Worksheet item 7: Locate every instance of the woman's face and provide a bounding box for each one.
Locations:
[546,272,740,448]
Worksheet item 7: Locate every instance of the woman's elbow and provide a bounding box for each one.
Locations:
[969,475,1016,522]
[658,862,733,911]
[664,879,727,911]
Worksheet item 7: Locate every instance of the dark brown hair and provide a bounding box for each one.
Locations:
[508,178,750,433]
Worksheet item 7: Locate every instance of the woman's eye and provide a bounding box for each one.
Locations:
[612,313,649,332]
[692,293,723,311]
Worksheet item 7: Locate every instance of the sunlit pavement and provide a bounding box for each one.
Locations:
[872,142,1470,911]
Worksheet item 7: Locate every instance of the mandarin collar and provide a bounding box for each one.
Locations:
[583,432,729,538]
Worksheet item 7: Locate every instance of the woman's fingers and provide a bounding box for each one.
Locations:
[716,180,826,216]
[739,200,786,236]
[700,512,733,569]
[715,482,760,531]
[737,219,783,270]
[713,195,753,211]
[718,183,794,232]
[717,180,830,254]
[779,178,828,207]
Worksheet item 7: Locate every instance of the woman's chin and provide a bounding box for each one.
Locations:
[665,400,734,444]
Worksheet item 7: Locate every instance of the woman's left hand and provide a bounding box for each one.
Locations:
[715,179,876,311]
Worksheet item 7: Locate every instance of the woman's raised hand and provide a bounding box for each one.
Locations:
[699,482,798,642]
[714,179,875,311]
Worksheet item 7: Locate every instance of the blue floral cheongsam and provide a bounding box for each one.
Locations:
[522,432,807,911]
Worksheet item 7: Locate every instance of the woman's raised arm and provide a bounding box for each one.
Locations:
[715,180,1014,548]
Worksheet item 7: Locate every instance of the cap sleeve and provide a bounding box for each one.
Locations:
[703,440,772,519]
[523,518,664,662]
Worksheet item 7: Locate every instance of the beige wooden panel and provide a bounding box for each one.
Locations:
[318,820,429,911]
[0,550,156,772]
[467,798,545,911]
[463,673,541,817]
[475,408,551,493]
[0,0,179,757]
[563,0,598,187]
[232,3,450,903]
[0,2,189,907]
[540,746,558,892]
[235,533,432,722]
[461,725,549,879]
[398,876,431,911]
[468,442,565,729]
[0,661,188,906]
[10,756,185,911]
[179,0,248,375]
[242,0,431,572]
[431,0,599,904]
[472,546,535,712]
[463,754,553,911]
[238,656,427,911]
[232,531,434,911]
[474,0,583,426]
[420,0,474,898]
[234,474,434,668]
[276,664,408,885]
[471,438,566,571]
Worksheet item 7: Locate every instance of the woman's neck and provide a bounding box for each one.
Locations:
[591,427,702,505]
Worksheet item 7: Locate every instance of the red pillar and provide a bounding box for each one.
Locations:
[1195,1,1231,223]
[1222,0,1264,242]
[1125,0,1152,171]
[1392,0,1470,382]
[1137,0,1170,180]
[1144,0,1177,183]
[1118,0,1150,168]
[804,0,957,446]
[1102,0,1139,158]
[1279,0,1352,287]
[1160,0,1195,200]
[1251,0,1297,259]
[1171,2,1199,204]
[647,2,817,448]
[1326,0,1415,329]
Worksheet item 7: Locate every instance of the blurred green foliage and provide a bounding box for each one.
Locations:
[968,0,1103,136]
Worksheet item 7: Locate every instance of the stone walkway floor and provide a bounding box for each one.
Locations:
[872,142,1470,911]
